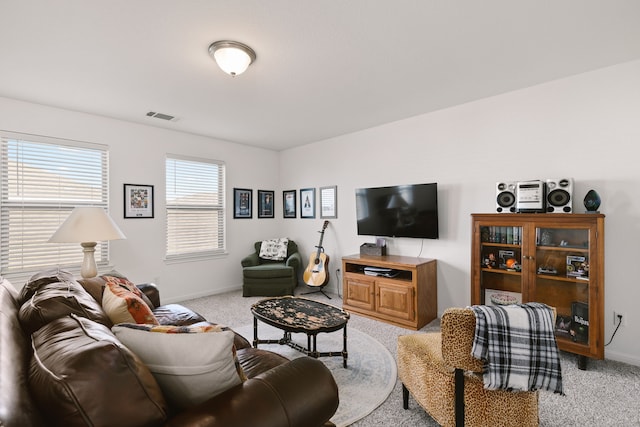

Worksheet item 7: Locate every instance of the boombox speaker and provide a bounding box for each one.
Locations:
[546,178,573,213]
[496,181,517,213]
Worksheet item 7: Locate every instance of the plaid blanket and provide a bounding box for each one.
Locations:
[471,303,564,395]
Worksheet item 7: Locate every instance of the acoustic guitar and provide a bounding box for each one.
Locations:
[303,220,330,288]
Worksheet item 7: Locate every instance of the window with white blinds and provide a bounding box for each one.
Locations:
[0,131,109,276]
[165,155,225,259]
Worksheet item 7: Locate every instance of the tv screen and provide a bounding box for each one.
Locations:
[355,183,439,239]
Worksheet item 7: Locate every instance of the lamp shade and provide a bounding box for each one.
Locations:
[49,207,125,279]
[208,40,256,76]
[49,207,125,243]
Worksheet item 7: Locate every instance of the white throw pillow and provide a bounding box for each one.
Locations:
[112,323,245,409]
[259,237,289,260]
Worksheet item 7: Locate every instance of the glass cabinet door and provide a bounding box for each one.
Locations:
[472,213,604,368]
[478,225,524,306]
[534,226,590,346]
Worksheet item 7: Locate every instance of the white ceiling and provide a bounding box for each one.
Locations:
[1,1,640,151]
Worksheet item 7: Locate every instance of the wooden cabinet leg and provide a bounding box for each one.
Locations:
[578,355,588,370]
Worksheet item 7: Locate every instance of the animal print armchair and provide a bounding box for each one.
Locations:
[397,307,539,427]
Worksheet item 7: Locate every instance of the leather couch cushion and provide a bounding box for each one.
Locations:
[1,278,46,426]
[18,273,111,334]
[77,275,108,304]
[102,276,159,325]
[236,347,290,379]
[18,268,78,304]
[113,323,246,410]
[29,315,168,427]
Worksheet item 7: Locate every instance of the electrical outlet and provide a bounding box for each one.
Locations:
[613,311,626,327]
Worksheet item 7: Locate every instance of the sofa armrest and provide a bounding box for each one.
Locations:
[136,283,160,308]
[241,253,260,268]
[164,357,339,427]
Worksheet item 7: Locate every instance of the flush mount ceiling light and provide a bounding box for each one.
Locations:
[208,40,256,77]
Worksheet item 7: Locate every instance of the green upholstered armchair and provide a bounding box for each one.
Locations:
[241,240,302,297]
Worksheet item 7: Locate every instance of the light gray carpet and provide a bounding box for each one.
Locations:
[181,289,640,427]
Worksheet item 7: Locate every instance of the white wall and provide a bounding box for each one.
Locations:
[280,59,640,365]
[1,59,639,365]
[0,97,281,302]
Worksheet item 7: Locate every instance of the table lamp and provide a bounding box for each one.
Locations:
[48,207,126,278]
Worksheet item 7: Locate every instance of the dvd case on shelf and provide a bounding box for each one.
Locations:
[570,301,589,344]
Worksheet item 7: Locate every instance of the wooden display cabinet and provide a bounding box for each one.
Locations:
[471,213,605,369]
[342,254,437,330]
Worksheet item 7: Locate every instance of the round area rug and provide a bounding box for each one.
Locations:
[234,323,397,427]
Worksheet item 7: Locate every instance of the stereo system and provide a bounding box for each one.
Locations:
[516,180,546,213]
[495,178,573,214]
[546,178,573,213]
[495,181,517,213]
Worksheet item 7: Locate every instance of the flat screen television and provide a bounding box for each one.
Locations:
[355,183,439,239]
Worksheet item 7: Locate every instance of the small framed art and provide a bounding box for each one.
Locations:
[234,188,252,219]
[320,185,337,219]
[283,190,296,218]
[124,184,154,218]
[258,190,275,218]
[300,188,316,219]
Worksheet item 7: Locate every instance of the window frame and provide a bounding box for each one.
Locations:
[165,154,226,262]
[0,130,110,280]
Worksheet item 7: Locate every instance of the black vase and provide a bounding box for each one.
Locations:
[583,189,601,213]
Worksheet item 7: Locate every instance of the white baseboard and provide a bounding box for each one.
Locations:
[166,282,343,304]
[164,284,242,304]
[605,350,640,367]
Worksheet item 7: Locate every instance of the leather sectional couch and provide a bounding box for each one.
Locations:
[0,269,339,427]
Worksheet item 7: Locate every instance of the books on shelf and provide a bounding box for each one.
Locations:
[481,226,521,245]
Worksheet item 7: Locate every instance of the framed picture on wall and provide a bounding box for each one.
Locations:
[283,190,296,218]
[300,188,315,219]
[124,184,154,218]
[258,190,275,218]
[320,185,337,219]
[234,188,252,219]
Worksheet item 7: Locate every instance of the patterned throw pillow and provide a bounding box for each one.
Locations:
[112,323,246,410]
[259,238,289,261]
[102,276,159,325]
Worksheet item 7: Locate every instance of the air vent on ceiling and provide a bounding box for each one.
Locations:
[146,111,177,121]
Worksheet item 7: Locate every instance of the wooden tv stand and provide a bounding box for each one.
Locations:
[342,254,437,330]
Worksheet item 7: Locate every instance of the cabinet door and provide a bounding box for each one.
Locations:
[532,225,592,348]
[376,280,414,321]
[473,223,525,305]
[344,275,375,311]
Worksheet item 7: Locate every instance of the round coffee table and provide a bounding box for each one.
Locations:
[251,296,350,368]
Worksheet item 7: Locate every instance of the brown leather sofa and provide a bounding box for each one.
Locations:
[0,269,339,427]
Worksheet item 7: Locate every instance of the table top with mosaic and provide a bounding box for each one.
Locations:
[251,296,350,334]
